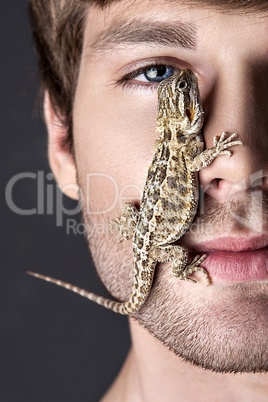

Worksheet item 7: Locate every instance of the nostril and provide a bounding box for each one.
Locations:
[203,178,222,201]
[210,178,221,189]
[204,179,243,203]
[203,179,221,194]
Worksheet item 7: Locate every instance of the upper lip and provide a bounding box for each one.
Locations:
[191,235,268,253]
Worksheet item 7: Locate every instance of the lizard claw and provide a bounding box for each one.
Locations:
[213,131,243,158]
[176,254,211,286]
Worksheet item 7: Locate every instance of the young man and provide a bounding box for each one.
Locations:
[29,0,268,400]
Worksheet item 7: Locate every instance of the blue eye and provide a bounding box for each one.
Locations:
[136,65,175,83]
[117,64,178,89]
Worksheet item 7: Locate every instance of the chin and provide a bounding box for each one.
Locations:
[134,269,268,373]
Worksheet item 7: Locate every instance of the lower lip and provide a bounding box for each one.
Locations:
[202,248,268,282]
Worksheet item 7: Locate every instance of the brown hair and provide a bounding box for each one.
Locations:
[28,0,268,147]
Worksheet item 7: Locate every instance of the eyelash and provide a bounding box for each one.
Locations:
[117,63,181,90]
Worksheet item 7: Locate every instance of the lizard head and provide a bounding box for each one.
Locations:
[157,69,204,140]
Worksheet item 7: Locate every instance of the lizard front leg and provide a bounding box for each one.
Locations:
[189,132,243,172]
[151,245,210,285]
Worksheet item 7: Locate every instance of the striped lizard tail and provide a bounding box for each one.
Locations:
[26,264,155,315]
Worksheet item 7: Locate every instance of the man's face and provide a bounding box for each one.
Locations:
[72,0,268,372]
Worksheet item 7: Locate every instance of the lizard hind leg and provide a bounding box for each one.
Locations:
[151,245,210,285]
[151,244,190,279]
[150,244,188,266]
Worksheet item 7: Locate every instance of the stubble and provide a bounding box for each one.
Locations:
[81,185,268,373]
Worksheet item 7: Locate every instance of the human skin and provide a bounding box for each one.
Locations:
[45,1,268,401]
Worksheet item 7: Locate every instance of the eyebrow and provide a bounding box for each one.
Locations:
[88,19,197,54]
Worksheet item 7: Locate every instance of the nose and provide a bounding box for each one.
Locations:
[199,62,268,202]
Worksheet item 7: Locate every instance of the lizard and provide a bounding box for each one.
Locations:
[27,69,243,315]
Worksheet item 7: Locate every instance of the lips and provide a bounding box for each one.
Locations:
[191,236,268,282]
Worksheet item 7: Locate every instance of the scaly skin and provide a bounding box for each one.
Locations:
[27,69,243,315]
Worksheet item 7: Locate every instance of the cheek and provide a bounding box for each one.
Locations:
[73,85,158,219]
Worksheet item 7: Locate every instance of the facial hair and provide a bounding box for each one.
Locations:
[82,187,268,373]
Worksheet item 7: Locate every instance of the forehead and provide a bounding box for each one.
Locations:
[88,0,268,13]
[83,0,268,53]
[83,0,268,38]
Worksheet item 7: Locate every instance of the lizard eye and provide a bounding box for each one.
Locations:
[178,79,188,92]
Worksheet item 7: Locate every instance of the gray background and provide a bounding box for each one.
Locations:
[0,1,130,401]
